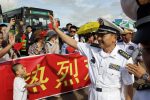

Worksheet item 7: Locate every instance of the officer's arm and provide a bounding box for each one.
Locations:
[138,0,150,5]
[49,15,78,49]
[125,85,133,100]
[54,28,78,49]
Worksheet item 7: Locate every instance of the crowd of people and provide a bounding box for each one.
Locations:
[1,0,150,100]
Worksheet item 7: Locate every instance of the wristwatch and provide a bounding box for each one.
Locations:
[141,73,150,81]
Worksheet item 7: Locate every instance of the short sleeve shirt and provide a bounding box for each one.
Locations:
[13,77,27,100]
[77,42,134,88]
[117,41,138,56]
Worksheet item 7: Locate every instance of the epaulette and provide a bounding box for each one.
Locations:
[118,49,130,60]
[90,43,100,48]
[136,83,150,91]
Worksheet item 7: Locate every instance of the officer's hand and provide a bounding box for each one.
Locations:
[126,63,146,78]
[48,13,57,30]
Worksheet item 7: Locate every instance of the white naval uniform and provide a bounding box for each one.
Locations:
[77,42,134,100]
[117,41,142,63]
[117,41,138,56]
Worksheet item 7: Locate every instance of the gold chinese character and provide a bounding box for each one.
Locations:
[84,60,89,81]
[55,59,79,89]
[26,64,49,92]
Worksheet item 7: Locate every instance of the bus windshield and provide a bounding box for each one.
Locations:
[26,16,50,29]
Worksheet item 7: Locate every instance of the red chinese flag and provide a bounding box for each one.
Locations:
[21,34,26,40]
[48,20,59,30]
[13,43,23,51]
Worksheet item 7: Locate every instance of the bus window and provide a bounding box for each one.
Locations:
[30,17,49,29]
[25,18,30,26]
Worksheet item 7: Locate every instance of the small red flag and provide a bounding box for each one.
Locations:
[21,34,26,40]
[13,43,23,51]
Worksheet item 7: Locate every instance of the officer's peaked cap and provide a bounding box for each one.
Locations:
[97,17,124,35]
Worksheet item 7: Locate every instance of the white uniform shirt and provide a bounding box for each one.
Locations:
[13,77,27,100]
[77,42,134,100]
[117,41,138,56]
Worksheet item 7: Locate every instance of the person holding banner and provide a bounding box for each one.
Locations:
[12,63,41,100]
[49,14,134,100]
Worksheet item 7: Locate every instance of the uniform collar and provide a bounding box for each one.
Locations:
[123,41,132,45]
[99,45,119,59]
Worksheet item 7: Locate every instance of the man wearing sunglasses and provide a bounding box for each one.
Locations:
[69,25,79,42]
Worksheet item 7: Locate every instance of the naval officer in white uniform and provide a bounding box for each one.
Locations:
[49,15,134,100]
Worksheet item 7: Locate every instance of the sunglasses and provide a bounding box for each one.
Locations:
[70,30,76,33]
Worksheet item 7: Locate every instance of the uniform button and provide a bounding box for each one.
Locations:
[96,80,100,83]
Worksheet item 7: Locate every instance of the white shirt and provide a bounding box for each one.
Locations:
[120,0,139,20]
[28,32,32,39]
[13,77,27,100]
[73,34,79,42]
[117,41,138,56]
[77,42,134,100]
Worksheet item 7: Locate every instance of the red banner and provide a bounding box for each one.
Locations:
[0,53,90,100]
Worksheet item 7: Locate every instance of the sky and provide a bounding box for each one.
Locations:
[0,0,129,27]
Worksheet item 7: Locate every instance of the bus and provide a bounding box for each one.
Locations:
[2,7,54,29]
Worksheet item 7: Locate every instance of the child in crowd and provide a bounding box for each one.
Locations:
[12,63,41,100]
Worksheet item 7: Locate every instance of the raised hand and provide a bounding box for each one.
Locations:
[9,18,15,26]
[9,34,15,46]
[48,13,57,30]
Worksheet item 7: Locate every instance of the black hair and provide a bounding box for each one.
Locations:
[12,63,22,75]
[66,23,72,27]
[84,33,94,42]
[26,25,32,29]
[70,25,77,31]
[0,24,7,27]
